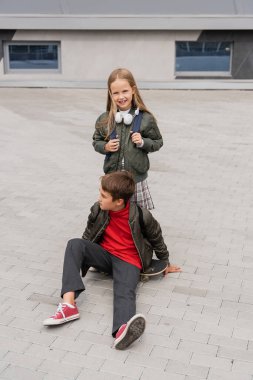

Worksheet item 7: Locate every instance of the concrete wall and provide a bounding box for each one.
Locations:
[198,30,253,79]
[0,30,200,85]
[1,29,253,89]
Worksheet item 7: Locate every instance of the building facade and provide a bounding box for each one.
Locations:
[0,0,253,89]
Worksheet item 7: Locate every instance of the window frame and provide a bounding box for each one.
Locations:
[3,41,61,73]
[175,41,233,78]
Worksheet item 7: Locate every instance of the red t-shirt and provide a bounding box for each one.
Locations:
[100,202,142,269]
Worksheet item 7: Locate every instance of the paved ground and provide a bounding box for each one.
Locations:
[0,87,253,380]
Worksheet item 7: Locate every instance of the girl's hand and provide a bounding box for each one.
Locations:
[131,132,142,145]
[105,139,120,152]
[164,264,182,276]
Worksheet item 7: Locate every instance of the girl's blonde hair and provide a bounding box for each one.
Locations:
[101,68,152,136]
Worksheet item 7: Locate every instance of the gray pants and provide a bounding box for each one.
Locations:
[61,238,140,336]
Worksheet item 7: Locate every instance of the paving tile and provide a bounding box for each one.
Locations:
[0,336,31,354]
[217,346,253,363]
[8,317,43,333]
[149,305,185,319]
[166,359,209,378]
[0,365,45,380]
[42,375,73,380]
[100,359,143,379]
[87,344,128,362]
[0,325,57,346]
[171,327,209,344]
[140,367,184,380]
[76,331,113,347]
[2,351,43,370]
[50,336,92,355]
[38,359,82,379]
[195,323,233,338]
[232,360,253,374]
[190,353,232,371]
[203,305,239,318]
[77,368,123,380]
[151,346,192,364]
[233,327,253,341]
[178,340,218,356]
[125,351,168,370]
[63,351,104,370]
[208,335,248,350]
[208,368,252,380]
[137,293,171,307]
[173,286,207,297]
[1,88,253,380]
[183,310,220,325]
[160,316,197,330]
[25,343,67,361]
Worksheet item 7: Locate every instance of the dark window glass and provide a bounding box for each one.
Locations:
[176,41,231,73]
[8,43,59,70]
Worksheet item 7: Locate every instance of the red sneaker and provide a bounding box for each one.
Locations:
[114,314,146,350]
[43,303,79,326]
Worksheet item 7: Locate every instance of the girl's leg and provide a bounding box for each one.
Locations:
[111,256,140,336]
[61,238,112,299]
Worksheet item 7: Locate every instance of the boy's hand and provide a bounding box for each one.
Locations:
[164,264,182,276]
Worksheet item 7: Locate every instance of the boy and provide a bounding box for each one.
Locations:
[43,171,181,350]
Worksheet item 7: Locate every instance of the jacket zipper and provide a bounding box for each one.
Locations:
[129,222,144,270]
[91,218,109,243]
[115,124,123,170]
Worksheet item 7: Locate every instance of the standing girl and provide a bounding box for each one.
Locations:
[92,68,163,210]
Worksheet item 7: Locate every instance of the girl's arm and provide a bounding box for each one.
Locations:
[92,113,109,155]
[92,127,108,155]
[140,113,163,153]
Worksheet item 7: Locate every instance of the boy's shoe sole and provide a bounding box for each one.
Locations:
[43,313,80,326]
[114,314,146,350]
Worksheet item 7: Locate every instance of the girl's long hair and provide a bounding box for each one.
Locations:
[100,68,153,136]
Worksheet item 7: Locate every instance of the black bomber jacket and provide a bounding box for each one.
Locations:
[82,201,169,274]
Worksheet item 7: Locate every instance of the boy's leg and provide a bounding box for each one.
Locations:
[111,256,140,336]
[61,238,112,298]
[43,238,112,326]
[111,256,146,349]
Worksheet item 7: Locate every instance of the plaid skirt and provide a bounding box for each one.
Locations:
[131,179,154,210]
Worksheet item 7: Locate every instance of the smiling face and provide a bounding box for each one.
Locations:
[110,78,135,111]
[98,187,124,211]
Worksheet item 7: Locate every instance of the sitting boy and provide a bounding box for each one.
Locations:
[43,171,181,350]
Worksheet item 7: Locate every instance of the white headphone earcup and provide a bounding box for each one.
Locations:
[115,112,122,123]
[123,113,133,125]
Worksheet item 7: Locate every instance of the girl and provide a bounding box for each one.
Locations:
[92,68,163,210]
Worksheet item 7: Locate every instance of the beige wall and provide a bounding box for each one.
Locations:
[0,30,200,86]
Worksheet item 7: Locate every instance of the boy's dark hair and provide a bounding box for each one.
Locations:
[100,171,135,204]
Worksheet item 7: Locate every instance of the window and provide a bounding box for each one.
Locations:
[4,42,60,72]
[175,41,232,77]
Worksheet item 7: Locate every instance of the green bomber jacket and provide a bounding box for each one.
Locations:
[92,109,163,183]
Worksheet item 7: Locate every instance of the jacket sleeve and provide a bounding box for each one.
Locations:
[92,113,108,155]
[140,113,163,153]
[142,208,170,264]
[82,202,100,240]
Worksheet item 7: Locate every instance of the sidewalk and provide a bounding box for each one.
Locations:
[0,88,253,380]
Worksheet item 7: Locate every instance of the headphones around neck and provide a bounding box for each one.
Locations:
[115,108,139,125]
